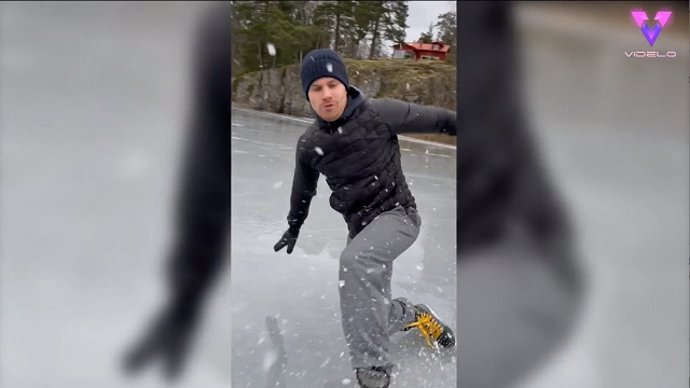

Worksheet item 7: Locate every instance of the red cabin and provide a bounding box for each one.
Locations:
[391,41,450,61]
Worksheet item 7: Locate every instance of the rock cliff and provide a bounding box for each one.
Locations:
[232,59,457,119]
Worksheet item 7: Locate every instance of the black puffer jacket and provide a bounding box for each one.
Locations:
[286,86,456,238]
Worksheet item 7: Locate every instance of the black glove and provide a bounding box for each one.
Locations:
[122,292,203,382]
[274,228,299,254]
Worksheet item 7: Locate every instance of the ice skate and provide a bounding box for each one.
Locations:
[403,304,456,350]
[355,367,391,388]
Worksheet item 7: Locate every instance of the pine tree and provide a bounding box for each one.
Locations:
[384,1,409,49]
[435,11,456,46]
[435,11,456,64]
[314,1,356,55]
[418,22,434,43]
[230,0,410,71]
[364,1,409,59]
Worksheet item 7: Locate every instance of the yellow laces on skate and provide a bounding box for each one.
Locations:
[404,312,443,349]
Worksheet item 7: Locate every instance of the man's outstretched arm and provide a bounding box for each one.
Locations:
[370,98,456,136]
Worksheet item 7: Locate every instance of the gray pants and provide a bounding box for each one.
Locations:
[339,205,421,371]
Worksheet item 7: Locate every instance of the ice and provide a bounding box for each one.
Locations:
[262,350,278,371]
[230,108,456,386]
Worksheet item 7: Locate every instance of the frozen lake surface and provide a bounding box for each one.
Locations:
[230,108,457,387]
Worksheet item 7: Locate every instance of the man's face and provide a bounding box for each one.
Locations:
[307,77,347,122]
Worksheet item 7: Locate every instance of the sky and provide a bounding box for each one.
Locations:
[404,0,456,43]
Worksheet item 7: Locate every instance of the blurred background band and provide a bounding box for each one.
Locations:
[459,2,689,388]
[458,2,584,388]
[123,0,231,381]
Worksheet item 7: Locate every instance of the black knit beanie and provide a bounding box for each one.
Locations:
[300,49,349,100]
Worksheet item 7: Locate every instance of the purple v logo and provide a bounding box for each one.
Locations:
[631,10,672,47]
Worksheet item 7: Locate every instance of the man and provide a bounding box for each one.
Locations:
[273,48,456,388]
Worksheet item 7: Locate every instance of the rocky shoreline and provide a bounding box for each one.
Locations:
[231,59,457,145]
